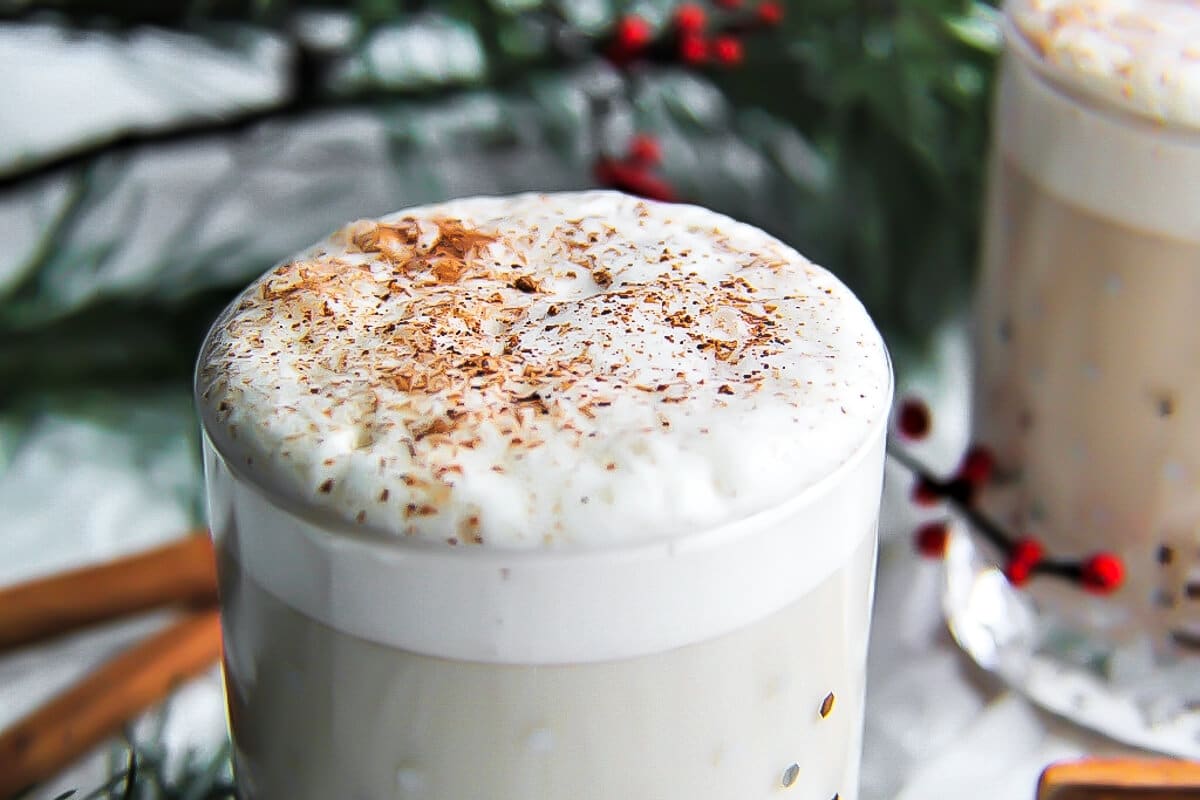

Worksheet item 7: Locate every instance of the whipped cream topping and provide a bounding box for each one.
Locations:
[197,191,890,549]
[1009,0,1200,128]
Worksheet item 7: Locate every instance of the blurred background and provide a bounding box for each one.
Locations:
[0,0,1006,797]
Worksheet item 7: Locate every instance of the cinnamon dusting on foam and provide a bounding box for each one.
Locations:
[198,192,888,548]
[1010,0,1200,128]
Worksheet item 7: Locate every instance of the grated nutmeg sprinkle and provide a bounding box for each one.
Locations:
[198,192,889,548]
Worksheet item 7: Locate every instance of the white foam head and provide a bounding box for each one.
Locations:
[198,191,890,549]
[1008,0,1200,129]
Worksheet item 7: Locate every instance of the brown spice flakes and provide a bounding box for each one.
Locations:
[404,503,438,518]
[356,510,367,524]
[412,417,454,440]
[592,268,613,288]
[379,489,390,502]
[513,275,540,293]
[431,259,466,283]
[430,218,495,258]
[318,479,335,494]
[666,310,693,328]
[354,218,420,254]
[718,384,735,395]
[819,692,835,718]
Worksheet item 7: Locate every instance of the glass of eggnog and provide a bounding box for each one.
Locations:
[957,0,1200,757]
[197,191,892,799]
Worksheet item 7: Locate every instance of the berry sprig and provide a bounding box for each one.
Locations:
[593,134,677,202]
[892,397,1124,595]
[605,2,784,69]
[594,3,783,201]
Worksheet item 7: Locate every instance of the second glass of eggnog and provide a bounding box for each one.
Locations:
[960,0,1200,756]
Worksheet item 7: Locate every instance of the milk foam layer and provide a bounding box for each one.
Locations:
[999,27,1200,242]
[204,431,884,661]
[1008,0,1200,129]
[198,191,890,549]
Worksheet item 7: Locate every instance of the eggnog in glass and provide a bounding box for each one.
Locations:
[958,0,1200,755]
[196,191,891,799]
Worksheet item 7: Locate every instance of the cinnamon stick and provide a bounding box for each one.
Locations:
[0,534,218,653]
[0,609,223,799]
[1038,757,1200,799]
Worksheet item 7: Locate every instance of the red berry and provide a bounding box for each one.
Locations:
[711,35,744,65]
[627,134,663,166]
[593,158,678,203]
[615,15,653,51]
[1004,558,1033,587]
[914,521,950,558]
[896,398,931,440]
[678,33,709,63]
[1003,536,1044,588]
[673,3,707,33]
[911,476,942,507]
[1009,537,1045,567]
[958,444,995,485]
[1081,552,1124,594]
[756,1,785,24]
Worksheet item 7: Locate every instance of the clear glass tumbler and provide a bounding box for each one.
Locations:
[952,0,1200,756]
[199,431,886,799]
[194,194,892,800]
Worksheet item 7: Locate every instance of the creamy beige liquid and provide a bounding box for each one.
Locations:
[973,139,1200,649]
[216,528,876,800]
